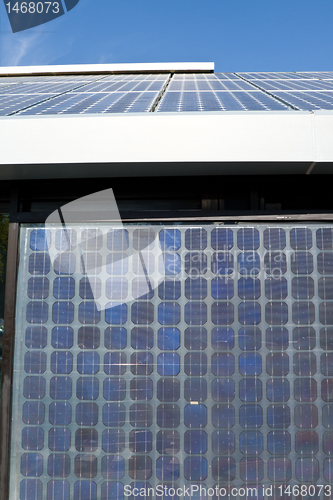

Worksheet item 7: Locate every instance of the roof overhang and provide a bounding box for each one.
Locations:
[0,110,333,179]
[0,62,215,77]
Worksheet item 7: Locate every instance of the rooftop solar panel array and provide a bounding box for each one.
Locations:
[0,71,333,114]
[10,223,333,500]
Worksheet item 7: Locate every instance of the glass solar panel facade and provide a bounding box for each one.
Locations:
[8,222,333,500]
[1,71,333,115]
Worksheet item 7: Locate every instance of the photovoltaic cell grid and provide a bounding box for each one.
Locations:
[10,223,333,500]
[0,74,169,115]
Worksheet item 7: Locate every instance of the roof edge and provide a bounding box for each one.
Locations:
[0,62,215,76]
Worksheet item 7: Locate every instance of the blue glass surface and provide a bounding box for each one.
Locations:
[267,405,291,428]
[103,378,125,401]
[158,353,180,375]
[53,277,75,299]
[238,301,261,325]
[184,430,207,454]
[49,402,71,426]
[212,457,236,481]
[185,252,207,276]
[158,302,180,325]
[21,453,43,477]
[49,428,70,451]
[239,379,262,402]
[184,404,207,428]
[52,302,74,324]
[239,353,262,376]
[25,326,48,349]
[238,327,261,350]
[105,327,126,350]
[263,228,286,249]
[212,404,235,428]
[105,303,127,325]
[104,352,125,375]
[78,326,100,349]
[20,479,42,500]
[51,351,73,374]
[240,431,263,455]
[47,453,70,479]
[130,403,153,427]
[212,353,234,376]
[267,430,291,454]
[50,377,72,400]
[27,301,48,324]
[184,327,207,350]
[184,457,207,481]
[211,302,234,325]
[240,405,263,428]
[184,378,207,401]
[158,279,181,300]
[27,277,49,299]
[75,403,98,426]
[212,378,235,402]
[295,404,318,428]
[159,229,181,251]
[130,378,153,401]
[290,228,312,249]
[212,430,234,454]
[106,277,128,300]
[184,352,207,375]
[23,402,45,425]
[129,430,151,453]
[106,252,128,275]
[211,277,234,299]
[54,253,76,275]
[212,327,234,350]
[130,352,153,375]
[131,327,153,349]
[47,480,69,500]
[156,430,180,454]
[156,457,179,481]
[268,458,291,481]
[107,229,129,251]
[211,227,233,250]
[267,378,290,402]
[24,352,47,374]
[74,481,97,500]
[22,427,44,451]
[101,456,124,479]
[185,277,207,300]
[51,327,73,349]
[29,253,50,275]
[237,228,260,250]
[102,403,125,427]
[77,352,100,374]
[265,277,288,300]
[30,230,51,251]
[238,252,260,275]
[23,376,46,399]
[238,277,260,299]
[211,252,234,275]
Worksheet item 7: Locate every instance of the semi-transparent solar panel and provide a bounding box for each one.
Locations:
[16,91,160,115]
[156,90,288,112]
[273,91,333,110]
[10,223,333,500]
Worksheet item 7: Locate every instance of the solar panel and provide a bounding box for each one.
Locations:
[10,223,333,500]
[248,80,333,91]
[17,91,160,115]
[0,94,60,116]
[238,72,317,80]
[168,78,254,91]
[156,90,288,112]
[273,91,333,110]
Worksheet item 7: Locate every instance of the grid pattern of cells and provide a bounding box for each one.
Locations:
[156,90,288,112]
[10,224,333,500]
[2,71,333,114]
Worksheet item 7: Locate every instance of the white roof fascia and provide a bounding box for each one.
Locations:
[0,62,214,76]
[0,110,333,179]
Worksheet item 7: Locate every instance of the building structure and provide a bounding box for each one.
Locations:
[1,63,333,500]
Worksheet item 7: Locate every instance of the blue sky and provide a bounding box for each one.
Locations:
[1,0,333,71]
